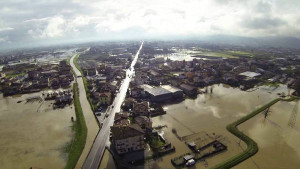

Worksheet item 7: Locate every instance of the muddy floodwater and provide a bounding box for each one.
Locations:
[0,92,75,169]
[237,99,300,169]
[99,150,116,169]
[99,83,298,169]
[146,84,295,169]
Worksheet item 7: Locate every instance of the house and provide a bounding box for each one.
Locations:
[27,71,39,80]
[131,86,145,98]
[0,73,6,81]
[83,68,96,76]
[132,101,150,117]
[50,78,59,88]
[59,60,67,66]
[134,116,152,131]
[99,92,111,105]
[111,124,145,154]
[179,84,197,96]
[238,71,261,80]
[121,98,135,111]
[114,112,130,126]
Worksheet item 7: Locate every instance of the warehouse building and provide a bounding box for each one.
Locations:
[161,85,183,99]
[144,87,173,102]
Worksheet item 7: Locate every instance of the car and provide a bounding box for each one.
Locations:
[186,159,195,167]
[105,114,109,118]
[95,112,101,116]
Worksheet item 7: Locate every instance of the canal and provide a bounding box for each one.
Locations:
[69,53,100,169]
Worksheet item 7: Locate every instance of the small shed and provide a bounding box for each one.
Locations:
[183,154,194,162]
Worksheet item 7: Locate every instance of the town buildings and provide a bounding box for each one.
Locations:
[111,124,145,154]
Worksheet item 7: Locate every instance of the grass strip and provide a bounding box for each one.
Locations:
[64,83,87,169]
[73,54,98,116]
[212,96,297,169]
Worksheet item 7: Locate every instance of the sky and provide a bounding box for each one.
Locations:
[0,0,300,50]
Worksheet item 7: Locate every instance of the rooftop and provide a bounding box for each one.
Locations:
[161,85,183,93]
[239,71,261,78]
[145,87,172,96]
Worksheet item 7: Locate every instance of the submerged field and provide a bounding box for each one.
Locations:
[144,84,296,169]
[0,92,75,169]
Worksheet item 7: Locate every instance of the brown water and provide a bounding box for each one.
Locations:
[99,150,117,169]
[237,100,300,169]
[147,84,294,169]
[100,84,298,169]
[0,92,75,169]
[70,53,100,169]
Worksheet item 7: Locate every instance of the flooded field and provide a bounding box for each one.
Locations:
[146,84,294,169]
[154,49,235,61]
[237,100,300,169]
[99,84,297,169]
[0,92,75,169]
[99,150,117,169]
[155,50,196,61]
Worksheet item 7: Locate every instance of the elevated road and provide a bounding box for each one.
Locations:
[82,42,144,169]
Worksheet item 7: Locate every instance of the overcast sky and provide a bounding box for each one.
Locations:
[0,0,300,49]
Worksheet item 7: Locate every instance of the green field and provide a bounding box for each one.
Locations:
[5,72,25,78]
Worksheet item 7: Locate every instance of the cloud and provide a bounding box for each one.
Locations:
[0,27,14,32]
[0,0,300,49]
[41,16,65,38]
[25,16,66,38]
[242,17,286,30]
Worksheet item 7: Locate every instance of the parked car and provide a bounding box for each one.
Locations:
[186,159,195,167]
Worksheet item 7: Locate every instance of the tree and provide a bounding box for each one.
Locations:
[295,79,300,96]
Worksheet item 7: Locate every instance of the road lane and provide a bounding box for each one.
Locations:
[82,41,144,169]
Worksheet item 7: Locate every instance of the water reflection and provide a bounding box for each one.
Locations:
[239,100,300,169]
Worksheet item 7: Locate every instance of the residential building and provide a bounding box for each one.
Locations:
[111,124,145,154]
[179,84,197,96]
[99,92,111,105]
[132,101,150,117]
[134,116,152,131]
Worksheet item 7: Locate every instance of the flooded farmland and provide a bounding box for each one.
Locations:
[0,92,75,169]
[98,84,297,169]
[237,100,300,169]
[144,84,296,169]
